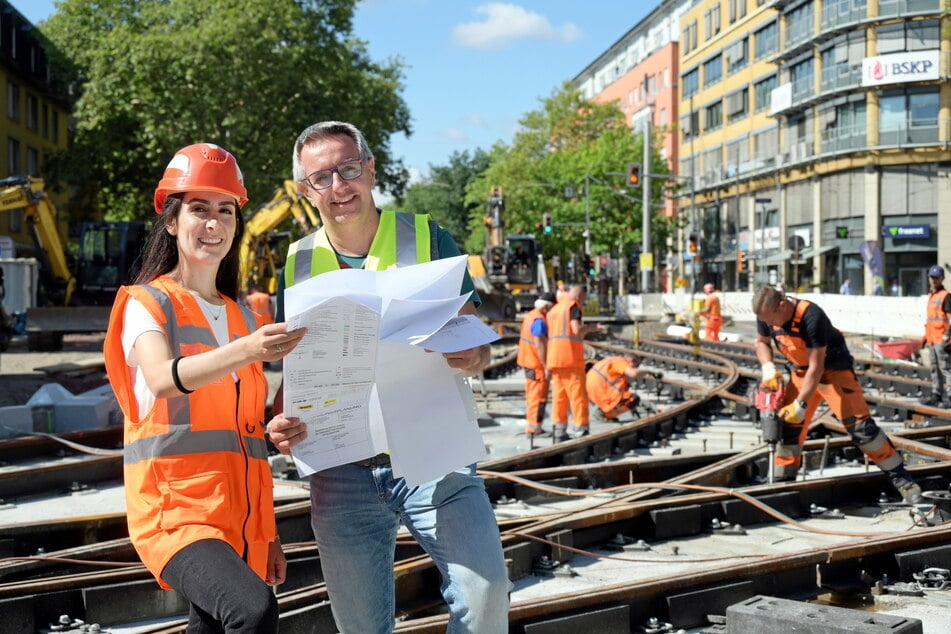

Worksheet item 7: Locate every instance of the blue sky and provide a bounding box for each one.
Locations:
[21,1,654,181]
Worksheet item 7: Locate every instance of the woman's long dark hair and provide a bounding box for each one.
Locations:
[134,195,246,300]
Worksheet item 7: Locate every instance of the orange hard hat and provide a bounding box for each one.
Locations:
[154,143,248,214]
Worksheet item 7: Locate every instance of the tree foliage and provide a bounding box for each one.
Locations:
[37,0,411,220]
[463,83,680,267]
[400,149,490,249]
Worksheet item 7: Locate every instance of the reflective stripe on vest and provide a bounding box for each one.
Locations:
[284,211,437,286]
[591,357,627,396]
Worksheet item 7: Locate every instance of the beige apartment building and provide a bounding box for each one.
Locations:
[679,0,950,295]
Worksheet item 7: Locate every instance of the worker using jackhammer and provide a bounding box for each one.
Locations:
[752,286,923,504]
[586,354,662,422]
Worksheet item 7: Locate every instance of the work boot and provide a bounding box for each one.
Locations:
[552,424,569,443]
[571,425,590,438]
[525,426,551,437]
[887,468,924,504]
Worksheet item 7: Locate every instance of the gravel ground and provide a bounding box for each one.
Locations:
[0,333,284,410]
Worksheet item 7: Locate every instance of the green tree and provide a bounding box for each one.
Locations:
[400,149,490,249]
[37,0,411,220]
[464,83,678,272]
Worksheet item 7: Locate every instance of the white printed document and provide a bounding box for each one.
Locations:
[282,255,498,486]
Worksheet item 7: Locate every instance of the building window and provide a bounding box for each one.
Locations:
[682,68,700,99]
[26,94,38,131]
[754,74,778,111]
[704,54,723,87]
[682,20,698,54]
[879,88,940,144]
[26,146,39,176]
[785,1,815,48]
[52,111,60,144]
[876,20,939,54]
[725,136,749,177]
[726,88,749,122]
[7,81,20,121]
[753,127,778,168]
[705,101,723,131]
[8,137,21,175]
[729,0,748,24]
[681,110,700,140]
[789,57,814,102]
[755,21,778,59]
[820,33,865,92]
[820,100,867,153]
[726,37,748,74]
[704,4,722,40]
[42,103,49,139]
[702,146,723,186]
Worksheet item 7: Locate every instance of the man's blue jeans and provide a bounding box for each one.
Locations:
[310,462,510,633]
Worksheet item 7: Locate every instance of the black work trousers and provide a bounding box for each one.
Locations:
[162,538,279,634]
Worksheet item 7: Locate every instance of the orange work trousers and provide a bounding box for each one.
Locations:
[551,367,589,429]
[705,315,722,342]
[524,374,549,433]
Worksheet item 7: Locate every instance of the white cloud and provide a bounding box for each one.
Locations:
[452,3,583,50]
[441,127,468,141]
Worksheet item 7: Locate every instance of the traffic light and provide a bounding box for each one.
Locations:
[626,162,642,188]
[542,212,553,234]
[585,254,596,275]
[737,249,745,272]
[687,231,700,259]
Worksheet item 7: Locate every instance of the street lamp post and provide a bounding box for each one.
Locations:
[641,107,652,293]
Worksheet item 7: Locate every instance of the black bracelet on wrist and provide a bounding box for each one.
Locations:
[171,356,194,394]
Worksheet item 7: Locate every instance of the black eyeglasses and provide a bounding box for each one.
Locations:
[300,159,365,191]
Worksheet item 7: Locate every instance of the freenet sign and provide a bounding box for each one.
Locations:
[862,50,940,87]
[883,224,930,239]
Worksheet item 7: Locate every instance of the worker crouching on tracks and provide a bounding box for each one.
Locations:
[587,354,661,422]
[752,286,923,504]
[103,144,306,632]
[517,292,556,435]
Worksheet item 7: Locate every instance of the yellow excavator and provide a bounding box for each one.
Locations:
[238,180,320,295]
[0,176,146,350]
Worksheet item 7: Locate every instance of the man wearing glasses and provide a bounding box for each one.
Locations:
[266,121,509,633]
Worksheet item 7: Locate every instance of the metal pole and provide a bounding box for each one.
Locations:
[641,108,651,293]
[585,173,591,294]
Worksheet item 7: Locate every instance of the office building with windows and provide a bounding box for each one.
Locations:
[678,0,950,295]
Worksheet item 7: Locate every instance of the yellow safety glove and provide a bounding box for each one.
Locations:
[760,362,783,391]
[778,399,807,423]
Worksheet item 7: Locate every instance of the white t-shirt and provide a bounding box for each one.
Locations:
[122,295,233,420]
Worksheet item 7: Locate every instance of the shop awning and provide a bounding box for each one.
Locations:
[795,244,838,262]
[763,249,793,265]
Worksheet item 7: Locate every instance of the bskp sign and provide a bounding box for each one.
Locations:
[862,51,939,87]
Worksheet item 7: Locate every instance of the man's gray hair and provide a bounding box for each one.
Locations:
[751,286,783,316]
[292,121,374,182]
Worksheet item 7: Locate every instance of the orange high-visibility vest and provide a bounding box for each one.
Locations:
[517,307,547,373]
[586,356,630,412]
[771,299,813,369]
[246,290,273,325]
[547,299,585,369]
[103,276,273,589]
[925,289,950,344]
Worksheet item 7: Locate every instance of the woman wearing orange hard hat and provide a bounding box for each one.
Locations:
[104,143,306,632]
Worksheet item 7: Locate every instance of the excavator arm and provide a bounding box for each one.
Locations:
[238,181,320,294]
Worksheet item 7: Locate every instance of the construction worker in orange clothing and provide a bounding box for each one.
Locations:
[245,283,274,325]
[699,282,722,342]
[752,286,923,504]
[517,292,556,435]
[921,265,951,408]
[547,285,601,441]
[587,354,662,422]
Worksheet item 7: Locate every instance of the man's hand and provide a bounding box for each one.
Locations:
[760,362,783,391]
[778,399,806,423]
[265,539,286,586]
[266,414,307,454]
[443,344,490,376]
